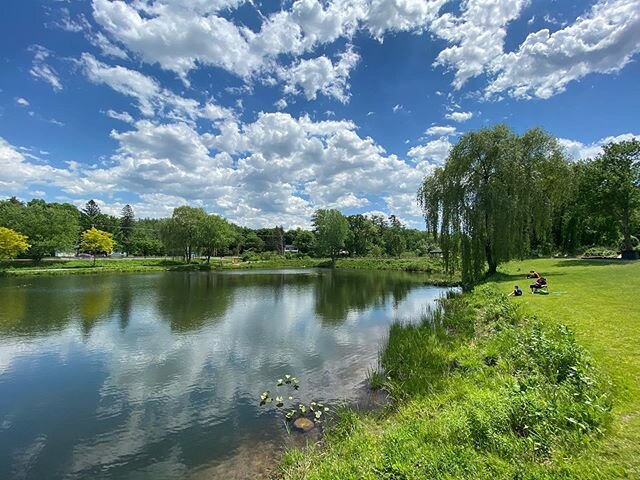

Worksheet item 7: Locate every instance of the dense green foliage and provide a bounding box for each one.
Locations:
[0,199,436,263]
[418,126,569,283]
[419,131,639,281]
[312,209,349,265]
[280,285,612,479]
[585,140,639,251]
[197,214,235,262]
[0,198,79,260]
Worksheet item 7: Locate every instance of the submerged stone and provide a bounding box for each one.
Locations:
[292,417,315,432]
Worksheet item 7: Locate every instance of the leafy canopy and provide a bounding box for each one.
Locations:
[0,199,79,260]
[0,227,30,259]
[592,139,640,250]
[81,227,115,255]
[312,209,349,264]
[198,214,235,261]
[418,125,569,283]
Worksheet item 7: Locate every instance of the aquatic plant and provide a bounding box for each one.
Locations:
[259,375,329,430]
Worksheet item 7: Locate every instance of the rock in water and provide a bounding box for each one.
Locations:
[292,417,315,432]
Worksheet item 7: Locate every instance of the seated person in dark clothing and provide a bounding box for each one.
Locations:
[509,285,523,297]
[530,277,547,294]
[527,270,540,279]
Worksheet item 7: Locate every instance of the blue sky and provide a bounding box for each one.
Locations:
[1,0,639,228]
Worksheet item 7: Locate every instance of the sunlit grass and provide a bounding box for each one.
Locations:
[283,260,640,480]
[280,281,618,479]
[489,258,640,477]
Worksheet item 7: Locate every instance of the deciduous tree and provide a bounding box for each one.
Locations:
[165,206,207,263]
[198,214,235,263]
[592,139,640,252]
[312,209,349,266]
[418,125,568,283]
[0,227,30,259]
[0,199,79,260]
[80,227,115,266]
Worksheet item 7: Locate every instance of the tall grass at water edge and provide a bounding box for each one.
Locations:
[280,286,612,479]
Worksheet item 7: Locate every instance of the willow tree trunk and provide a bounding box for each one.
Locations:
[486,241,497,275]
[622,207,632,251]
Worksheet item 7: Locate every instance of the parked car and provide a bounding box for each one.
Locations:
[76,253,92,258]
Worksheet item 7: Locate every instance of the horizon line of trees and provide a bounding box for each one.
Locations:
[0,198,438,262]
[1,125,637,269]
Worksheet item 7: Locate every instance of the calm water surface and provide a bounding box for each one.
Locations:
[0,269,450,479]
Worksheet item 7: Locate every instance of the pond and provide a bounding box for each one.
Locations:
[0,269,451,479]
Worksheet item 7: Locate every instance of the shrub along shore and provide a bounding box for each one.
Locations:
[279,259,640,479]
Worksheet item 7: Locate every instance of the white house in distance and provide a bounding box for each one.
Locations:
[284,245,299,254]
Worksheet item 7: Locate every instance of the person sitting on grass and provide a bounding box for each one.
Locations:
[527,270,540,279]
[509,285,523,297]
[530,276,547,294]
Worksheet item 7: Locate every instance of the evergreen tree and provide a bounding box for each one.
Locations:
[120,204,135,255]
[81,200,101,230]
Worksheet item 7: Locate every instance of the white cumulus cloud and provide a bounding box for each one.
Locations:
[432,0,529,89]
[424,125,457,136]
[279,46,360,103]
[445,111,473,122]
[559,132,639,161]
[486,0,640,99]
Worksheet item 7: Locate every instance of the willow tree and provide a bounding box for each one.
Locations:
[418,125,569,283]
[162,206,207,263]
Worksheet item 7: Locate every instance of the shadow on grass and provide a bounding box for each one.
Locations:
[486,272,523,283]
[155,260,187,267]
[552,259,637,268]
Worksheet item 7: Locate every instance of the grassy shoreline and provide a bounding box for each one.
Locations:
[278,259,640,479]
[0,256,457,284]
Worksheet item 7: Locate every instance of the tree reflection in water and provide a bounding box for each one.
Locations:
[0,269,448,480]
[314,270,422,324]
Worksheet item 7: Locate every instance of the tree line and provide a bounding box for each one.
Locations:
[418,125,640,283]
[0,198,436,262]
[3,125,635,270]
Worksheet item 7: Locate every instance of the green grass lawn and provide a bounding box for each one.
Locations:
[489,258,640,477]
[0,258,190,275]
[280,258,639,479]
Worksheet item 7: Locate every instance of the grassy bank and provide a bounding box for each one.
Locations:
[0,256,453,281]
[0,258,194,276]
[280,259,640,479]
[489,258,640,477]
